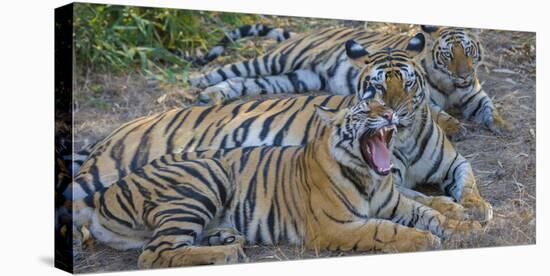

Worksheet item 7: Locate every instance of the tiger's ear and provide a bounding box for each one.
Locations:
[314,105,347,126]
[345,39,370,68]
[420,25,441,37]
[405,33,426,60]
[467,30,483,62]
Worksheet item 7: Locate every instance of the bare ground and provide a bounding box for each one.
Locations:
[72,21,536,273]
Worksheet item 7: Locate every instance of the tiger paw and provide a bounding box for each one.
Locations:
[460,193,493,222]
[395,229,442,252]
[439,116,463,137]
[200,227,245,247]
[138,243,248,268]
[441,219,483,240]
[487,109,511,135]
[427,196,468,221]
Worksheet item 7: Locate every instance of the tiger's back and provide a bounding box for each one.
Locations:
[192,27,425,101]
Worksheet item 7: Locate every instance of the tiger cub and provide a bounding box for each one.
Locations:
[73,100,480,268]
[420,26,509,133]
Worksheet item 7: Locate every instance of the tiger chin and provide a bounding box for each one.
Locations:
[73,99,480,269]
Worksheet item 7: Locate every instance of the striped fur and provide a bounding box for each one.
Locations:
[190,25,507,133]
[68,46,493,223]
[190,27,427,103]
[73,100,480,268]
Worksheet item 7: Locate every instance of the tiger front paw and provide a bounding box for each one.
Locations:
[399,230,442,252]
[439,116,463,137]
[460,193,493,222]
[441,218,483,239]
[200,227,245,247]
[427,196,468,221]
[487,109,511,135]
[436,114,468,141]
[381,228,441,253]
[138,244,247,269]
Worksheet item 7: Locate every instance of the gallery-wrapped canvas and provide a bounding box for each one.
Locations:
[55,2,536,273]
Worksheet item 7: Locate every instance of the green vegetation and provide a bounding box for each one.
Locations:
[74,3,260,84]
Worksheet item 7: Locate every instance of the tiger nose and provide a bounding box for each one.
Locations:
[383,111,393,122]
[458,72,472,81]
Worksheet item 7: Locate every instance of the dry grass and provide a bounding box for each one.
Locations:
[72,20,536,273]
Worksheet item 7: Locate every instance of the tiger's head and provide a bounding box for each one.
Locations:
[344,33,427,128]
[421,25,482,89]
[315,99,400,177]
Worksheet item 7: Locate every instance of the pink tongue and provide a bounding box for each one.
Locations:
[368,135,391,171]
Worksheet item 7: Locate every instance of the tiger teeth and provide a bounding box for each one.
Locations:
[378,164,394,173]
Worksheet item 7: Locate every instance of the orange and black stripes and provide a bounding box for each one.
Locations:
[73,100,480,268]
[69,95,355,199]
[190,27,429,104]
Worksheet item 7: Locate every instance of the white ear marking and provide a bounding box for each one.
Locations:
[410,37,421,46]
[351,43,364,51]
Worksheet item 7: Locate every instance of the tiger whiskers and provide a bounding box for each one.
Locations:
[393,99,414,127]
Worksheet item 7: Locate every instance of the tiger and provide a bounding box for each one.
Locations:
[66,39,493,224]
[419,25,509,133]
[73,99,481,268]
[189,24,508,133]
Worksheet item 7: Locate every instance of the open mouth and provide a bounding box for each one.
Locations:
[454,79,472,88]
[360,125,396,176]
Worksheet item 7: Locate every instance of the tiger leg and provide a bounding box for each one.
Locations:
[138,202,245,268]
[409,115,493,222]
[197,69,323,104]
[199,212,245,247]
[440,157,493,222]
[136,162,245,267]
[370,179,479,238]
[199,227,246,247]
[456,84,510,134]
[375,187,481,240]
[397,186,468,220]
[138,224,246,268]
[319,219,441,253]
[189,55,279,88]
